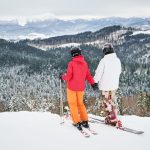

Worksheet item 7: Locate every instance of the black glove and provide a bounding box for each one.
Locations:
[91,83,98,90]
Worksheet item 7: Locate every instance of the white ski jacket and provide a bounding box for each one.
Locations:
[94,53,122,91]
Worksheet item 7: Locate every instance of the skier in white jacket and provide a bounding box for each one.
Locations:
[94,43,122,127]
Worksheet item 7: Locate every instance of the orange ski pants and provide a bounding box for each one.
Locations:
[67,88,88,124]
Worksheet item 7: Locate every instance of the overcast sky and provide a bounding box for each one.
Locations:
[0,0,150,19]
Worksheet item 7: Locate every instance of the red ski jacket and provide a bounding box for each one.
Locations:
[62,55,94,91]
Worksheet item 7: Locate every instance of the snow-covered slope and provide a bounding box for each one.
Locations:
[132,30,150,35]
[28,42,81,51]
[27,28,127,51]
[0,112,149,150]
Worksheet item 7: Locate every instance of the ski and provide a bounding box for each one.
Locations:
[73,125,90,137]
[77,127,98,137]
[85,127,98,135]
[73,124,93,137]
[121,127,144,134]
[80,130,91,138]
[89,116,144,135]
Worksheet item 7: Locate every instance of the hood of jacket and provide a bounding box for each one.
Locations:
[72,55,85,63]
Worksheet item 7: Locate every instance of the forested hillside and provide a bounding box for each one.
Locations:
[0,25,149,116]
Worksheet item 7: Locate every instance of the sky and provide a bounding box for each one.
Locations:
[0,0,150,20]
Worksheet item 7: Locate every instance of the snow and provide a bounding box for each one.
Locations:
[29,43,81,51]
[0,112,149,150]
[17,33,50,40]
[133,30,150,35]
[54,43,81,48]
[29,41,104,51]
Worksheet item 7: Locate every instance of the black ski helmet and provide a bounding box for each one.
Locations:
[102,43,114,55]
[71,47,81,57]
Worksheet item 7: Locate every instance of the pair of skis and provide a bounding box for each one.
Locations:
[89,116,144,135]
[63,114,98,138]
[62,115,144,138]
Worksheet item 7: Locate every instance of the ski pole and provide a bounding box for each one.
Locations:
[59,79,64,124]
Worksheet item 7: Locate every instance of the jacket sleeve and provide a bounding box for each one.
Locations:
[86,68,95,85]
[62,62,73,81]
[94,59,105,83]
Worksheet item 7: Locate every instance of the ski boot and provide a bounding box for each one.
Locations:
[105,116,122,128]
[81,121,89,128]
[73,122,83,131]
[116,120,122,128]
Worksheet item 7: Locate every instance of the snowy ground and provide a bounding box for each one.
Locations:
[0,112,150,150]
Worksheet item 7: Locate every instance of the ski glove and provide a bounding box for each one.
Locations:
[91,83,98,90]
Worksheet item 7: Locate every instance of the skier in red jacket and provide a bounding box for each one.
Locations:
[61,47,97,131]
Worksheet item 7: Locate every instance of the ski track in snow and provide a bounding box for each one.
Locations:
[0,112,149,150]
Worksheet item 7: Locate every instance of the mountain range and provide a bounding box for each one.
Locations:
[0,17,150,40]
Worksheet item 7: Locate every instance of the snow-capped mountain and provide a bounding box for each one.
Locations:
[0,17,150,40]
[0,112,149,150]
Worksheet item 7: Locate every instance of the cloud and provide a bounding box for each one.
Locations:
[0,0,149,19]
[0,13,57,26]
